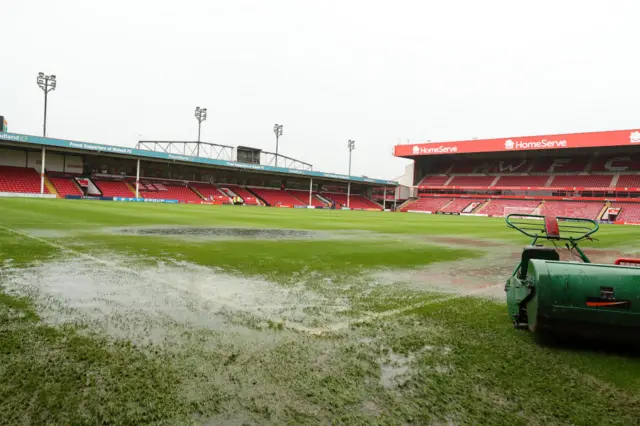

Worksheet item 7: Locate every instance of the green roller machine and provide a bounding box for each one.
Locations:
[505,214,640,341]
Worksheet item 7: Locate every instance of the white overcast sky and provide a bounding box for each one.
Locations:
[2,0,639,179]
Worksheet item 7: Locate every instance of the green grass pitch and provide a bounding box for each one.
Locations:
[1,198,640,425]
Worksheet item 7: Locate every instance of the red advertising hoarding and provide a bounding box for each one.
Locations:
[394,129,640,157]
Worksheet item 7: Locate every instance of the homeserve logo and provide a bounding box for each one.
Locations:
[504,138,567,150]
[414,145,458,154]
[630,131,640,143]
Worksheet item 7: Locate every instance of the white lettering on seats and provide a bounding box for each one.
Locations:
[497,160,527,173]
[547,158,571,173]
[604,157,631,172]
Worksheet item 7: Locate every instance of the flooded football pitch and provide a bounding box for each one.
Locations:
[2,221,639,424]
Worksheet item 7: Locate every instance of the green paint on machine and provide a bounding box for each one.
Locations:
[504,213,640,341]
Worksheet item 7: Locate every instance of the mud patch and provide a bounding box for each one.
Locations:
[108,226,357,241]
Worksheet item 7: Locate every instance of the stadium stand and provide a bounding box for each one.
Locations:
[400,197,452,212]
[138,182,203,203]
[189,182,231,204]
[49,176,82,197]
[286,189,327,207]
[321,192,382,209]
[0,166,47,194]
[478,199,541,216]
[530,157,589,173]
[492,175,550,187]
[446,176,495,187]
[613,203,640,223]
[548,175,613,188]
[417,175,450,186]
[591,154,640,172]
[93,179,135,197]
[440,198,479,213]
[250,187,306,207]
[223,185,262,205]
[617,175,640,188]
[540,201,605,220]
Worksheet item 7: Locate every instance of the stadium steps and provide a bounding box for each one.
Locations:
[544,175,554,187]
[44,177,57,197]
[472,199,490,213]
[610,174,621,187]
[597,203,610,221]
[443,176,455,186]
[189,185,206,199]
[124,182,137,197]
[525,162,536,174]
[288,191,309,206]
[438,199,455,212]
[396,198,414,211]
[489,176,501,187]
[246,187,269,206]
[316,193,332,205]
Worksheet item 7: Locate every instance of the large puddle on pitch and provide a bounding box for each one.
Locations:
[0,257,351,345]
[107,226,364,241]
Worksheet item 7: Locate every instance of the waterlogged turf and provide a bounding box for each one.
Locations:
[1,198,640,425]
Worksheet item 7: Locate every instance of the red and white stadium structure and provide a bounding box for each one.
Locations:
[394,128,640,224]
[0,130,395,210]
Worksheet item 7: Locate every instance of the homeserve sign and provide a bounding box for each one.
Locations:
[411,145,458,155]
[504,138,567,150]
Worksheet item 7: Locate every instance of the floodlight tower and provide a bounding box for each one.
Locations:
[194,106,207,156]
[347,139,355,208]
[37,72,57,137]
[273,124,283,167]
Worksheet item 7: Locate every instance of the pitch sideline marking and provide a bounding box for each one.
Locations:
[291,284,503,335]
[0,225,502,336]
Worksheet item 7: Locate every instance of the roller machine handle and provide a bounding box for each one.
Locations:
[505,214,599,243]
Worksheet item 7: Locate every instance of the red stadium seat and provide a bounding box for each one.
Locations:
[139,182,203,203]
[540,201,604,220]
[446,176,495,187]
[0,166,48,194]
[401,197,452,212]
[617,175,640,188]
[548,175,613,188]
[440,198,483,213]
[611,203,640,223]
[286,189,327,207]
[250,187,306,207]
[492,175,550,187]
[417,175,449,186]
[49,176,83,197]
[93,180,136,197]
[321,192,382,209]
[478,199,541,216]
[223,185,262,205]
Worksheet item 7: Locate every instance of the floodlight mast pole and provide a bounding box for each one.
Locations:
[37,72,57,137]
[273,124,283,167]
[195,106,207,157]
[347,140,355,208]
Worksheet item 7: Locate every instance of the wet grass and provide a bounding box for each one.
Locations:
[0,198,640,425]
[1,197,639,247]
